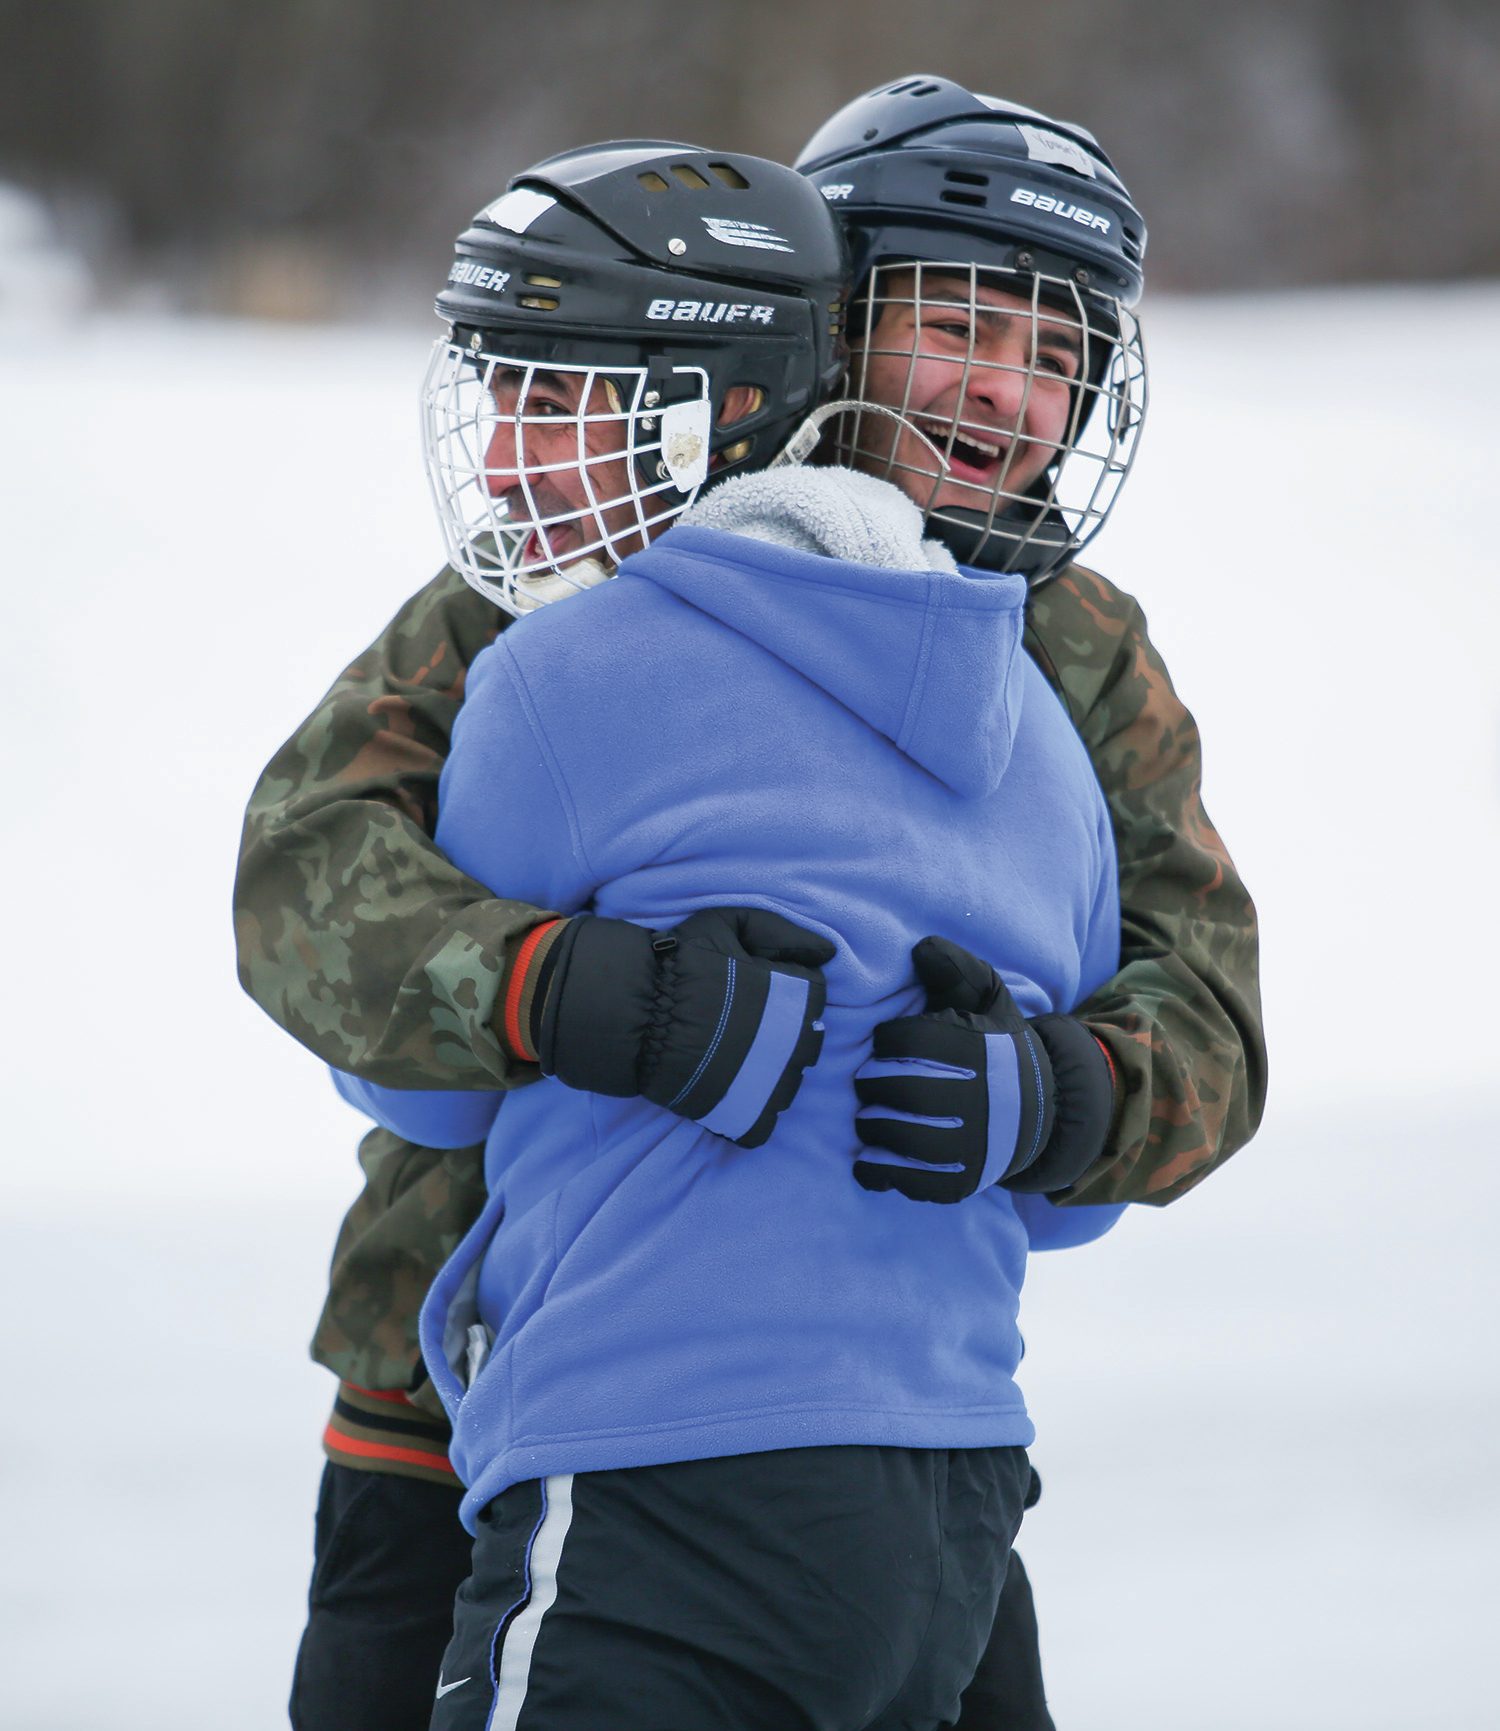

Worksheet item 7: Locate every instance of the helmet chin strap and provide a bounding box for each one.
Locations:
[770,398,953,473]
[769,399,1075,583]
[507,555,616,613]
[929,504,1071,580]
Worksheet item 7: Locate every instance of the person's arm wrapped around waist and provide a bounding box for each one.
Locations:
[1025,566,1268,1207]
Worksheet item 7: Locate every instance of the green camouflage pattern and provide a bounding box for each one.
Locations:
[236,569,549,1090]
[311,1127,486,1414]
[236,561,1265,1396]
[1025,565,1267,1207]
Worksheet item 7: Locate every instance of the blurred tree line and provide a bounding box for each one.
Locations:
[3,0,1496,316]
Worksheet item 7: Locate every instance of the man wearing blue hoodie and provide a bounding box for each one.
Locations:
[330,140,1130,1731]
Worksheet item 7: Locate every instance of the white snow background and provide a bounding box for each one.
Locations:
[2,287,1497,1729]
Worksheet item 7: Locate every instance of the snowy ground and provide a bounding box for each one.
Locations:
[2,286,1498,1728]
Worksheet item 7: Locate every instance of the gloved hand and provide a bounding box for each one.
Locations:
[518,908,834,1148]
[853,936,1116,1202]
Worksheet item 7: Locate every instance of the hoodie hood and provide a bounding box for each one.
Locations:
[626,468,1029,799]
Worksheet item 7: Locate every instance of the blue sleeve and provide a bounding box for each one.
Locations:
[434,633,600,913]
[1076,795,1123,1007]
[1012,1189,1126,1251]
[326,633,597,1150]
[330,1068,502,1149]
[1022,800,1125,1252]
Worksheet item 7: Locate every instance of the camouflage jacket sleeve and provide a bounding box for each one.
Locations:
[234,566,551,1088]
[310,1126,489,1405]
[1024,565,1268,1206]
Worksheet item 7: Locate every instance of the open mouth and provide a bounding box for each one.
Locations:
[913,418,1013,481]
[517,519,582,568]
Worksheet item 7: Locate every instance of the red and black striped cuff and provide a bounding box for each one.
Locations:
[497,917,568,1063]
[322,1381,459,1487]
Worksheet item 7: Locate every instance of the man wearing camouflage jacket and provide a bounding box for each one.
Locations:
[237,80,1265,1731]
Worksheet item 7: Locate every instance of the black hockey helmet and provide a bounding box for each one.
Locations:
[436,138,849,477]
[795,74,1146,305]
[424,140,850,614]
[793,75,1149,581]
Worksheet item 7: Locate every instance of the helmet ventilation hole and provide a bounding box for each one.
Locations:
[709,162,749,189]
[670,164,712,190]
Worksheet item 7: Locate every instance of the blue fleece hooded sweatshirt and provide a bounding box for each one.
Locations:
[334,470,1124,1530]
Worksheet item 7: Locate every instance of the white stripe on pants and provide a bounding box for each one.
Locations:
[489,1473,576,1731]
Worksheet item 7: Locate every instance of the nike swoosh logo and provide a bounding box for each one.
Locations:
[435,1675,471,1698]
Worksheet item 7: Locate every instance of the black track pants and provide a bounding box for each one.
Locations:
[429,1444,1032,1731]
[289,1458,1055,1731]
[289,1467,476,1731]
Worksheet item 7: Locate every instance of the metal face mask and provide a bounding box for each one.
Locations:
[422,337,713,617]
[838,259,1146,580]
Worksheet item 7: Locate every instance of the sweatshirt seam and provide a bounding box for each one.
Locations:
[994,612,1023,764]
[495,637,598,884]
[495,1395,1032,1451]
[895,578,942,756]
[647,536,1010,615]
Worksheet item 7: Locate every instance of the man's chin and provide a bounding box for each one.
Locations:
[511,556,615,612]
[873,461,1025,519]
[927,472,1046,517]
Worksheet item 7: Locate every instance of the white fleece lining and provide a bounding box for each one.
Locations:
[681,465,958,574]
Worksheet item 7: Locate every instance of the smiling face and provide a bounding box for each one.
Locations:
[845,265,1088,522]
[480,365,762,576]
[422,331,776,617]
[483,365,650,572]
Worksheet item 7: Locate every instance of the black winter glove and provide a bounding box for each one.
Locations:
[532,908,834,1148]
[853,936,1116,1202]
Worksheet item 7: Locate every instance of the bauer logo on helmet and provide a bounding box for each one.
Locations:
[447,261,512,294]
[1008,189,1112,233]
[645,299,776,324]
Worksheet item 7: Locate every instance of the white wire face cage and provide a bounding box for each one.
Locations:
[838,261,1148,580]
[421,337,715,617]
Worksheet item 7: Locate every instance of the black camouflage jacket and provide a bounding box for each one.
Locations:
[235,562,1266,1400]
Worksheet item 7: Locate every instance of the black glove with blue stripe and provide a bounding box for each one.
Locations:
[533,908,834,1148]
[853,936,1116,1202]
